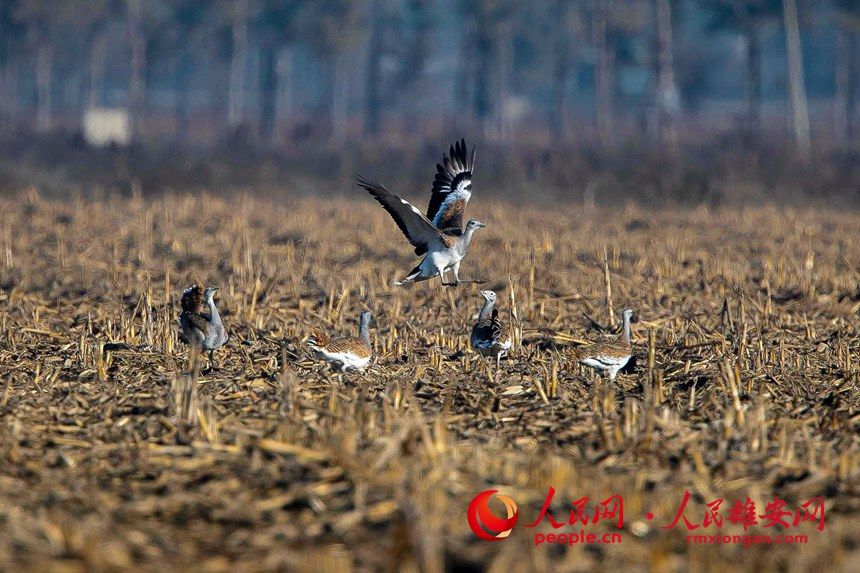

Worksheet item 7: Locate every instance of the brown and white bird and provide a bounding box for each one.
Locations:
[470,291,511,382]
[178,285,229,370]
[307,311,373,373]
[354,138,486,287]
[573,309,634,382]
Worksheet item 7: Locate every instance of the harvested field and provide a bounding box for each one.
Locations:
[0,190,857,572]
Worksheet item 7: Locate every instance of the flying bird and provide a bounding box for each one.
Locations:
[573,309,634,383]
[178,285,229,371]
[354,138,486,287]
[306,310,373,373]
[470,290,511,383]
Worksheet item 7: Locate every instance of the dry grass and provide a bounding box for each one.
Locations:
[0,189,857,572]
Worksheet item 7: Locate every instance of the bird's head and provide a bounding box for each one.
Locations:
[203,286,220,302]
[465,219,487,231]
[622,308,634,322]
[480,290,497,303]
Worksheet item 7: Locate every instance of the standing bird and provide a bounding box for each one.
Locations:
[574,309,634,383]
[470,291,511,383]
[178,285,229,371]
[306,311,373,373]
[355,138,487,287]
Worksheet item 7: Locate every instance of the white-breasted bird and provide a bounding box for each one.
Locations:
[307,311,373,373]
[573,309,634,382]
[354,139,486,287]
[178,285,229,370]
[470,290,511,383]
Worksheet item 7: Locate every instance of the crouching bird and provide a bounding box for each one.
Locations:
[306,310,373,373]
[470,290,511,383]
[573,309,634,383]
[354,138,486,287]
[178,285,229,371]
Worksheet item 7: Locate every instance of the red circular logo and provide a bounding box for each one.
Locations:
[467,490,519,541]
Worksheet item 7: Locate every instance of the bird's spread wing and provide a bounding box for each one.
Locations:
[354,174,447,256]
[426,139,475,233]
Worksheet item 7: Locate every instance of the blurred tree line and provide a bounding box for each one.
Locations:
[0,0,856,157]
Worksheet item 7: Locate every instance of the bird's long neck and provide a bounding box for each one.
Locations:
[458,227,477,253]
[622,313,631,345]
[479,298,495,321]
[207,297,221,324]
[358,314,371,345]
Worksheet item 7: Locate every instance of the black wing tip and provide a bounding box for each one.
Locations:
[353,173,387,194]
[447,138,476,175]
[449,137,474,165]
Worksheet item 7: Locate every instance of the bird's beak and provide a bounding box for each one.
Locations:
[477,222,487,228]
[211,287,220,292]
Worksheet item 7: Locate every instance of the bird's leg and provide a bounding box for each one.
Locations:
[591,372,601,411]
[455,264,485,285]
[208,349,217,371]
[440,266,458,287]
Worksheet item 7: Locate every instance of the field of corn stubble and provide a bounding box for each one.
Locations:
[0,189,857,572]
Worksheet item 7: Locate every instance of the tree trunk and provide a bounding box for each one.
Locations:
[0,55,17,127]
[35,37,53,133]
[654,0,678,148]
[331,54,349,143]
[473,10,492,137]
[174,53,191,140]
[493,22,512,141]
[782,0,810,159]
[364,0,383,136]
[594,0,613,146]
[454,16,473,131]
[549,1,572,142]
[228,0,248,130]
[835,26,855,143]
[86,28,106,110]
[274,46,293,145]
[127,0,145,142]
[740,18,761,135]
[258,42,277,144]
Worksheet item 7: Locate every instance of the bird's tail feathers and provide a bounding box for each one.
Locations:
[395,264,423,286]
[306,330,330,349]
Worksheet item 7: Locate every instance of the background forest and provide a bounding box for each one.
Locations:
[0,0,857,202]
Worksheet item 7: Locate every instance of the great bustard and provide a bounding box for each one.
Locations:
[573,309,634,383]
[178,285,229,370]
[470,290,511,383]
[354,139,486,287]
[306,311,373,373]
